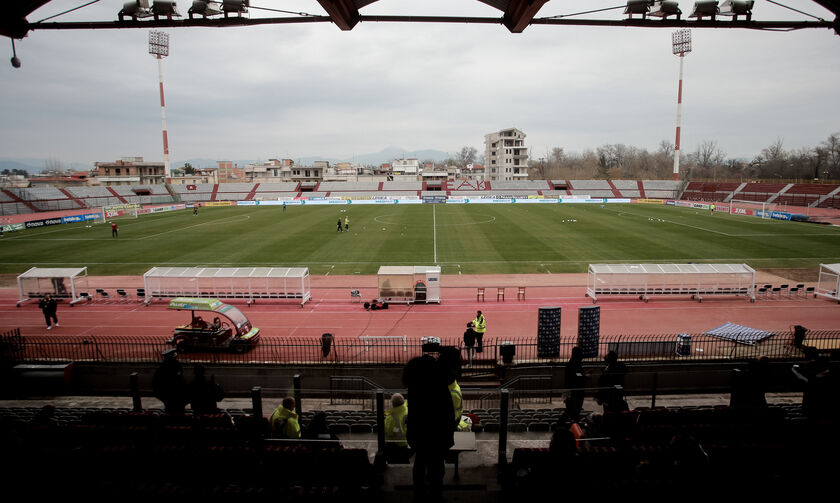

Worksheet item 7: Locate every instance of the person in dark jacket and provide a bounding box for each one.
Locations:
[188,364,224,415]
[303,411,338,441]
[595,351,628,414]
[38,294,58,330]
[564,347,586,420]
[403,354,455,500]
[463,322,477,367]
[153,349,188,414]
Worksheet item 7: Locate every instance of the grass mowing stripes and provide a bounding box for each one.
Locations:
[1,203,838,275]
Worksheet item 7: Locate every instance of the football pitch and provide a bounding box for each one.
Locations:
[1,203,839,276]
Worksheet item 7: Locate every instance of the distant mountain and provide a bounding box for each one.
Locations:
[179,147,450,168]
[1,147,453,175]
[0,158,91,173]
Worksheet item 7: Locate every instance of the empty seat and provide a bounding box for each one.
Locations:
[96,289,110,303]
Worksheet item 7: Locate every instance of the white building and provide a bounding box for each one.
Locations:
[484,128,529,181]
[392,158,420,175]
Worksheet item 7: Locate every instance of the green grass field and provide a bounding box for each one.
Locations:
[2,203,839,276]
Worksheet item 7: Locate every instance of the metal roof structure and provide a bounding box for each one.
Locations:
[2,1,838,40]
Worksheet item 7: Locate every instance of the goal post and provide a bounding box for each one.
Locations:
[101,203,140,222]
[729,200,769,219]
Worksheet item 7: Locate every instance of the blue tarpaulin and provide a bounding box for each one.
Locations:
[705,322,775,345]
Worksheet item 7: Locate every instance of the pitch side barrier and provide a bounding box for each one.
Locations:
[236,197,632,206]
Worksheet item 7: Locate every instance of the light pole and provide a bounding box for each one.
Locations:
[671,29,691,181]
[149,31,171,179]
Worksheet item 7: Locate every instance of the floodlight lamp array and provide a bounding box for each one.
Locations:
[690,0,720,20]
[119,1,183,21]
[222,0,249,18]
[189,0,223,19]
[149,30,170,56]
[672,28,691,54]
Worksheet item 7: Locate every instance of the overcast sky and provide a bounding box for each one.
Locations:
[1,0,838,168]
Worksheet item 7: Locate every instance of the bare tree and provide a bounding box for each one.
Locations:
[455,146,477,167]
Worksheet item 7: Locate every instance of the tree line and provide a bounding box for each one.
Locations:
[528,132,840,182]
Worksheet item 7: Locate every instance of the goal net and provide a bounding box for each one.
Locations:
[728,200,770,219]
[100,203,140,222]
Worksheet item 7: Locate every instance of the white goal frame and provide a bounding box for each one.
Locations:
[100,203,140,221]
[729,200,770,219]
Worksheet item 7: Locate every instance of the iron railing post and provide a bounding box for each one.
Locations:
[499,389,509,466]
[130,372,142,411]
[293,374,302,414]
[376,389,385,453]
[251,386,262,418]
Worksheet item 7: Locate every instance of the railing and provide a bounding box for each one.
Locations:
[502,375,553,408]
[329,376,381,410]
[2,330,838,365]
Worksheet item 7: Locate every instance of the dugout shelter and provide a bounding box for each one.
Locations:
[816,263,840,303]
[377,266,441,303]
[17,267,89,307]
[586,263,756,303]
[143,266,311,306]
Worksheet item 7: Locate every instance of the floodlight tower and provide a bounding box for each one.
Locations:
[671,29,691,181]
[149,31,171,179]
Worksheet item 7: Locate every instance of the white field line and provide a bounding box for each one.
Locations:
[433,204,437,264]
[607,207,840,238]
[7,256,839,267]
[4,213,253,241]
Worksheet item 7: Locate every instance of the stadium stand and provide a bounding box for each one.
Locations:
[318,181,380,192]
[214,192,251,201]
[492,180,550,190]
[611,180,640,197]
[4,180,839,217]
[569,190,615,198]
[254,182,300,192]
[382,181,422,191]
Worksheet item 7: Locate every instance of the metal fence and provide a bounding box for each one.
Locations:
[3,330,837,365]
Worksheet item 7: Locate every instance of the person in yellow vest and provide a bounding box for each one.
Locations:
[269,397,301,439]
[472,310,486,353]
[384,393,410,463]
[440,346,471,432]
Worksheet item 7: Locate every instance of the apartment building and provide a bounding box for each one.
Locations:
[484,128,529,181]
[93,157,166,185]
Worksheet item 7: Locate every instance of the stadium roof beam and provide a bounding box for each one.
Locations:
[477,0,550,33]
[316,0,378,31]
[23,15,834,32]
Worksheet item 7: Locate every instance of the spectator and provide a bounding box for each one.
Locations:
[731,356,770,408]
[792,348,833,419]
[188,364,224,415]
[463,322,477,367]
[152,349,188,414]
[471,310,486,353]
[439,346,469,431]
[303,411,338,441]
[38,293,58,330]
[595,351,629,414]
[384,393,410,463]
[564,346,586,421]
[403,354,455,500]
[269,397,301,439]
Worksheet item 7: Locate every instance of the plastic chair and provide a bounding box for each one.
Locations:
[96,289,111,303]
[476,287,485,302]
[116,289,129,302]
[497,287,505,302]
[517,286,526,300]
